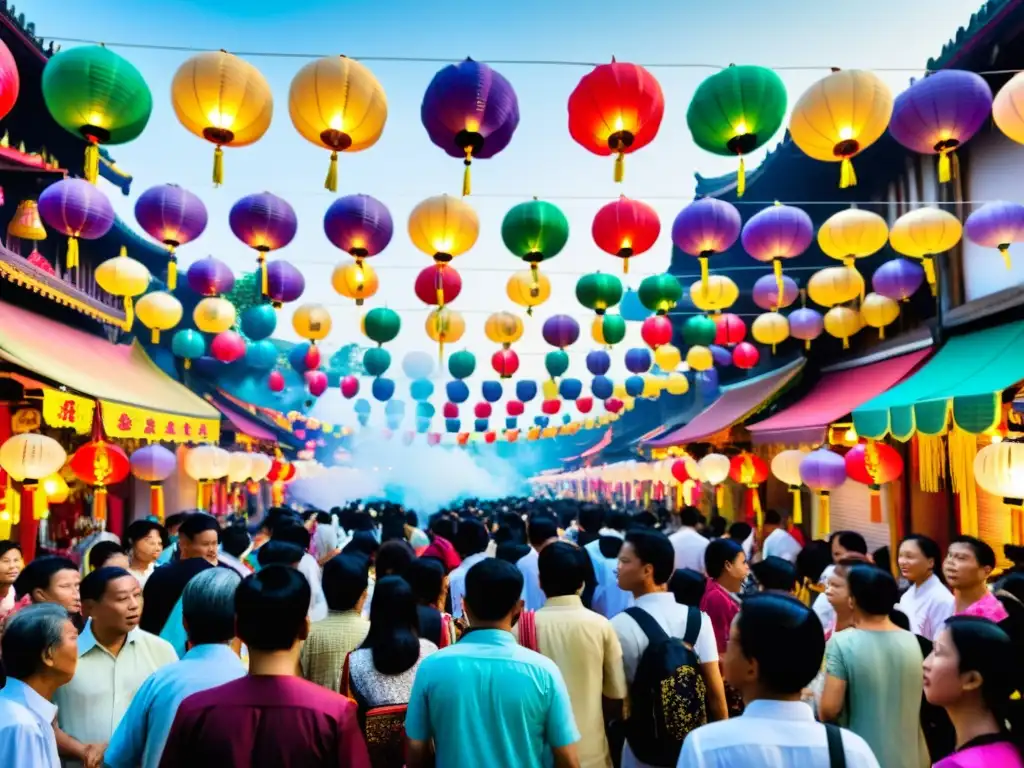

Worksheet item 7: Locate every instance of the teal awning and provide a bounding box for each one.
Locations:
[852,321,1024,440]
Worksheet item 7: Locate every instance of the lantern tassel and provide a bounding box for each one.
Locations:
[462,146,473,196]
[151,329,160,344]
[938,150,952,184]
[84,141,100,184]
[167,253,177,290]
[123,296,134,332]
[751,489,763,528]
[790,486,802,525]
[842,336,850,349]
[922,257,937,294]
[66,236,79,271]
[1000,244,1012,270]
[773,259,783,301]
[614,151,625,183]
[213,146,224,187]
[818,491,831,535]
[196,479,205,510]
[869,486,882,524]
[715,484,724,511]
[150,483,164,523]
[623,256,630,274]
[736,156,746,197]
[839,158,857,189]
[93,487,108,524]
[325,151,339,193]
[878,326,885,340]
[435,266,445,308]
[699,256,709,293]
[805,339,811,351]
[259,253,268,296]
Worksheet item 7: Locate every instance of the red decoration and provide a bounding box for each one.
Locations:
[591,196,661,273]
[506,430,519,443]
[268,370,285,392]
[541,399,561,415]
[641,315,673,349]
[340,375,359,399]
[714,313,746,346]
[474,402,492,419]
[457,432,470,446]
[69,436,130,525]
[605,397,624,413]
[845,441,904,523]
[491,348,519,379]
[732,341,761,370]
[210,330,246,363]
[729,453,770,527]
[305,370,328,397]
[443,402,459,419]
[506,400,525,417]
[484,431,497,444]
[414,264,462,307]
[576,396,594,414]
[0,39,19,123]
[304,345,322,370]
[27,250,55,275]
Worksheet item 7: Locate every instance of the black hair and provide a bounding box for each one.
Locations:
[80,567,133,603]
[764,509,783,526]
[669,569,707,607]
[607,510,632,531]
[796,539,833,584]
[220,525,252,559]
[361,575,421,675]
[125,520,170,550]
[728,521,753,542]
[949,535,997,570]
[538,542,586,598]
[704,538,744,580]
[631,511,658,530]
[679,506,701,527]
[315,510,332,526]
[404,557,445,606]
[322,555,369,612]
[624,529,675,585]
[257,540,304,568]
[0,540,20,560]
[88,541,126,571]
[272,522,311,551]
[164,512,189,532]
[376,539,416,578]
[235,565,310,651]
[707,516,727,538]
[832,531,868,555]
[343,531,379,561]
[736,594,825,694]
[405,510,421,528]
[847,563,899,616]
[454,518,490,559]
[429,514,458,542]
[899,534,942,569]
[890,608,911,631]
[14,557,78,601]
[578,505,605,533]
[178,513,220,542]
[872,546,892,576]
[752,556,798,593]
[464,558,523,621]
[495,542,531,564]
[527,516,558,549]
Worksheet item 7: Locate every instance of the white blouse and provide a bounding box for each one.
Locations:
[897,573,955,641]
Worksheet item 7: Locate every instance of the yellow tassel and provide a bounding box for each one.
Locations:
[151,329,159,344]
[773,259,783,301]
[917,434,945,493]
[150,484,165,523]
[843,336,850,349]
[462,146,473,196]
[839,157,857,189]
[716,484,724,510]
[753,491,763,528]
[66,236,79,270]
[259,252,268,296]
[614,151,625,183]
[922,258,937,293]
[737,156,746,197]
[93,487,108,523]
[435,264,445,308]
[699,256,709,292]
[948,426,980,537]
[213,146,224,187]
[325,151,339,193]
[878,326,885,340]
[791,487,802,524]
[675,484,683,509]
[184,358,192,370]
[819,491,831,535]
[196,479,205,510]
[805,339,811,350]
[1000,244,1012,270]
[952,152,961,182]
[84,142,100,184]
[123,296,134,331]
[938,150,952,184]
[623,257,629,274]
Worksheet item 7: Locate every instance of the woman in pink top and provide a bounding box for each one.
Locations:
[923,616,1023,767]
[943,537,1009,623]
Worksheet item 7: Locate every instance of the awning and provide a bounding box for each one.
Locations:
[645,358,805,448]
[853,320,1024,440]
[0,302,220,443]
[213,401,277,442]
[749,348,931,445]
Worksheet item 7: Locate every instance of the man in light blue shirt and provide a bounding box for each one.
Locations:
[105,568,246,768]
[447,518,491,619]
[517,515,559,611]
[406,558,581,768]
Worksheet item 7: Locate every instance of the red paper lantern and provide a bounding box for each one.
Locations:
[729,453,770,527]
[414,264,462,307]
[210,330,246,363]
[541,399,561,415]
[714,313,746,346]
[305,370,328,397]
[267,460,296,484]
[304,345,322,370]
[591,196,661,273]
[732,341,760,370]
[69,440,131,523]
[340,375,359,399]
[641,315,673,349]
[474,402,492,419]
[576,396,594,414]
[457,433,470,446]
[484,431,497,444]
[443,402,459,419]
[0,39,20,123]
[268,370,285,392]
[671,459,691,484]
[605,397,623,413]
[845,441,904,523]
[506,400,525,417]
[491,348,519,379]
[567,60,665,183]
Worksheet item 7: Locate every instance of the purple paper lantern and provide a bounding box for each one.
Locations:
[542,314,580,349]
[889,70,993,184]
[741,204,814,298]
[323,194,394,260]
[965,201,1024,269]
[129,443,176,483]
[671,198,741,288]
[266,259,306,306]
[871,258,925,302]
[788,307,825,349]
[696,368,719,398]
[134,184,208,290]
[586,349,612,376]
[38,178,115,271]
[709,344,733,368]
[421,58,520,195]
[752,273,799,311]
[624,347,652,374]
[229,192,298,297]
[799,448,847,523]
[186,256,235,297]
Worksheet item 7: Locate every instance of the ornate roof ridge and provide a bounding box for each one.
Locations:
[0,1,59,58]
[927,0,1019,69]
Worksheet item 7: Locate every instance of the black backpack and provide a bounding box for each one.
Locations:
[623,605,707,766]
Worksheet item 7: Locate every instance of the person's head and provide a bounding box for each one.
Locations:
[404,557,446,607]
[80,567,141,635]
[669,568,707,607]
[527,515,558,550]
[429,513,457,542]
[538,542,586,598]
[752,556,799,594]
[322,554,369,613]
[235,565,311,652]
[898,534,942,586]
[164,512,188,538]
[763,509,784,533]
[944,536,997,591]
[405,510,421,529]
[705,538,749,590]
[724,594,825,701]
[220,524,252,559]
[463,558,523,628]
[707,516,727,538]
[0,541,23,588]
[315,510,332,526]
[362,575,420,675]
[256,540,304,569]
[846,564,899,619]
[727,521,753,543]
[796,539,833,585]
[14,557,80,614]
[825,558,864,617]
[178,513,221,565]
[376,539,416,578]
[342,531,379,562]
[272,521,312,552]
[495,541,531,564]
[679,506,701,529]
[578,505,604,534]
[607,510,632,533]
[125,520,168,565]
[454,518,490,559]
[831,531,867,562]
[88,541,130,573]
[181,568,240,646]
[0,603,78,688]
[617,529,674,594]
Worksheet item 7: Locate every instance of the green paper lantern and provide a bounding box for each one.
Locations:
[686,65,787,197]
[596,314,627,346]
[362,307,401,345]
[575,272,623,316]
[683,315,717,346]
[637,273,682,315]
[448,350,476,380]
[501,199,570,265]
[545,350,570,379]
[42,45,153,184]
[363,347,392,377]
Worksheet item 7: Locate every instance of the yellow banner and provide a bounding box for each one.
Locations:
[42,391,95,435]
[101,402,221,444]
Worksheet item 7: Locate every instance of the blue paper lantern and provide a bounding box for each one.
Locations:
[410,378,434,401]
[697,368,719,397]
[585,349,611,376]
[288,342,315,373]
[620,289,653,322]
[354,398,371,415]
[481,380,503,403]
[559,378,583,401]
[474,418,489,433]
[534,415,549,427]
[244,339,278,371]
[446,380,470,404]
[240,304,277,340]
[505,417,518,430]
[624,347,652,374]
[415,402,436,419]
[446,418,460,433]
[625,375,645,397]
[710,345,733,368]
[562,413,571,425]
[516,380,537,402]
[591,375,614,400]
[372,377,396,402]
[358,413,370,427]
[415,417,431,433]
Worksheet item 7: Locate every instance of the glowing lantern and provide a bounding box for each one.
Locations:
[751,312,789,352]
[824,306,863,349]
[889,208,962,294]
[789,307,825,349]
[171,51,272,185]
[485,311,524,349]
[292,304,332,345]
[502,198,569,285]
[733,341,760,370]
[741,203,814,297]
[771,449,808,524]
[807,266,864,308]
[414,264,462,309]
[729,453,770,526]
[70,436,130,524]
[641,315,673,350]
[332,261,379,306]
[592,314,627,347]
[0,38,19,122]
[576,272,624,316]
[994,72,1024,145]
[799,448,847,534]
[409,195,479,302]
[638,273,682,316]
[845,441,904,523]
[42,474,69,505]
[289,56,387,191]
[567,59,664,182]
[965,201,1024,269]
[975,439,1024,542]
[266,260,305,308]
[592,196,661,274]
[686,345,714,372]
[227,452,254,485]
[789,69,893,188]
[37,178,114,271]
[95,247,151,332]
[134,184,208,290]
[673,198,742,290]
[230,192,298,297]
[425,307,466,359]
[698,453,731,508]
[654,344,682,372]
[507,269,551,316]
[872,258,925,303]
[753,273,798,312]
[714,313,746,346]
[690,275,739,314]
[183,445,231,510]
[817,208,889,273]
[0,433,67,561]
[860,293,900,339]
[193,297,236,335]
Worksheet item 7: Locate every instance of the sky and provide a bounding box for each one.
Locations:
[21,0,989,424]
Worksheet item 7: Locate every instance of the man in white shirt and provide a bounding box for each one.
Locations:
[448,519,490,619]
[668,507,709,573]
[271,520,329,622]
[760,510,803,564]
[611,529,727,768]
[585,511,634,619]
[677,593,880,768]
[517,515,559,611]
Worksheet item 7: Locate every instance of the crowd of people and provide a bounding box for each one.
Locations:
[0,497,1020,767]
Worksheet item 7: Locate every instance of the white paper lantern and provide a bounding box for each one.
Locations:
[975,440,1024,501]
[771,448,809,523]
[249,453,273,483]
[227,452,254,484]
[183,445,231,481]
[698,453,730,486]
[0,434,67,481]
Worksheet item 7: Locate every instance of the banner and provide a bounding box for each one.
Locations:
[101,402,221,444]
[42,391,95,434]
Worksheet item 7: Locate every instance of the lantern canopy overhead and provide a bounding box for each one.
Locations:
[266,260,306,306]
[230,192,299,296]
[672,198,742,289]
[741,203,814,296]
[871,257,925,302]
[817,208,889,269]
[38,179,115,271]
[576,272,624,315]
[889,207,963,292]
[501,199,570,270]
[323,194,394,260]
[408,194,480,263]
[134,184,208,289]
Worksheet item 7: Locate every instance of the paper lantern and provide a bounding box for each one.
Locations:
[965,201,1024,269]
[171,329,205,368]
[817,208,889,271]
[332,261,379,306]
[994,72,1024,144]
[975,440,1024,538]
[8,199,46,242]
[307,371,329,398]
[889,207,963,294]
[134,184,208,290]
[687,65,787,196]
[673,198,742,289]
[265,370,285,393]
[714,313,746,346]
[0,38,19,122]
[698,453,731,507]
[587,351,611,377]
[70,439,130,523]
[365,349,394,378]
[824,306,863,349]
[789,69,893,188]
[226,453,254,486]
[591,196,661,273]
[193,297,236,335]
[129,444,176,523]
[171,51,272,185]
[502,199,569,282]
[789,307,825,349]
[266,260,305,307]
[771,449,808,524]
[872,258,925,302]
[485,312,524,348]
[741,203,814,296]
[0,433,67,559]
[289,56,387,191]
[545,351,570,380]
[542,315,580,349]
[637,273,682,316]
[340,376,359,399]
[210,331,246,363]
[474,402,493,420]
[541,399,562,416]
[641,375,662,400]
[845,441,904,522]
[363,307,401,346]
[807,265,864,308]
[624,347,652,374]
[683,315,717,347]
[592,314,627,347]
[860,293,900,339]
[245,340,278,371]
[686,345,714,372]
[42,45,152,183]
[492,349,520,379]
[690,275,739,314]
[414,264,462,309]
[38,178,114,271]
[751,312,789,352]
[729,453,770,526]
[324,194,394,265]
[752,273,798,313]
[640,315,673,350]
[409,194,479,276]
[665,373,690,396]
[448,350,476,380]
[559,378,584,401]
[708,345,730,368]
[576,397,594,414]
[184,445,231,510]
[889,70,992,184]
[507,269,551,316]
[187,256,235,298]
[135,291,183,344]
[799,448,847,534]
[654,344,681,372]
[576,272,624,315]
[95,247,151,331]
[421,58,519,195]
[733,341,760,370]
[230,192,298,297]
[604,398,624,414]
[567,59,664,182]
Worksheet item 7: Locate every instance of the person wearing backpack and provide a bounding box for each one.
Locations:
[677,593,880,768]
[611,529,728,768]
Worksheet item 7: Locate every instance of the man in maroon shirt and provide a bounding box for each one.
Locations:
[159,565,370,768]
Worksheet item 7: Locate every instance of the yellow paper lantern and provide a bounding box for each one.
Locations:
[42,472,69,504]
[507,269,551,315]
[183,445,231,510]
[860,292,900,339]
[95,247,151,331]
[332,261,379,306]
[408,195,479,264]
[654,344,681,372]
[686,345,714,371]
[817,208,889,268]
[193,296,236,335]
[752,311,790,351]
[807,265,865,308]
[789,69,894,188]
[613,382,628,400]
[889,208,963,293]
[993,72,1024,145]
[425,307,465,358]
[289,56,387,192]
[135,291,183,344]
[292,303,332,343]
[542,379,559,400]
[689,275,739,313]
[642,375,662,399]
[485,311,524,348]
[171,51,273,185]
[665,372,690,395]
[824,306,863,348]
